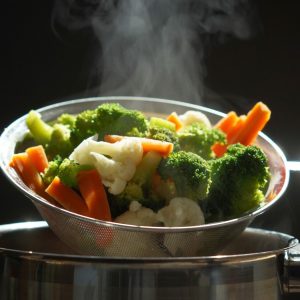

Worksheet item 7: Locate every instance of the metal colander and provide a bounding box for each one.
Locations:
[0,97,289,257]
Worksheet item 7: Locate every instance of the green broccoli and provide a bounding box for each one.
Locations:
[157,151,212,202]
[45,124,74,159]
[178,123,226,159]
[26,110,53,145]
[147,126,180,151]
[42,157,93,188]
[70,103,149,145]
[41,155,63,186]
[55,113,76,128]
[204,143,271,221]
[25,110,75,159]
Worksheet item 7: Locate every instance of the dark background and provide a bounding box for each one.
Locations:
[1,0,300,238]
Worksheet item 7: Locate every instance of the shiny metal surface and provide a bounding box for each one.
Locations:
[0,97,290,257]
[0,222,298,300]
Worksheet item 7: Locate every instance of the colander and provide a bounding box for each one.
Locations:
[0,97,290,257]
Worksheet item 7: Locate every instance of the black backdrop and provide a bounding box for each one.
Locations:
[1,0,300,238]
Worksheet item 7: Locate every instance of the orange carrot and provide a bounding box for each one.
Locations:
[211,143,227,158]
[214,111,239,134]
[45,176,89,216]
[104,135,174,157]
[226,115,247,144]
[167,112,184,131]
[234,101,271,146]
[77,169,112,221]
[25,145,49,173]
[212,102,271,157]
[212,115,247,157]
[9,152,45,194]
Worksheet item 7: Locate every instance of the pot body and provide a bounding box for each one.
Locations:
[0,222,298,300]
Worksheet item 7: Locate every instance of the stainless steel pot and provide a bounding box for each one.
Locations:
[0,221,299,300]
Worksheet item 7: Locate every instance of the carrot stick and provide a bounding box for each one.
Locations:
[45,176,89,216]
[212,115,247,157]
[167,112,184,131]
[104,135,174,157]
[9,152,45,194]
[212,102,271,157]
[77,169,112,221]
[211,143,227,158]
[226,115,247,144]
[214,111,239,134]
[234,101,271,146]
[25,145,49,173]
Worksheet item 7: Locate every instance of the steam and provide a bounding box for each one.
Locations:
[52,0,256,103]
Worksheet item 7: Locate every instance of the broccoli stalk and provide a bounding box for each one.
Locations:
[204,143,271,221]
[26,110,53,145]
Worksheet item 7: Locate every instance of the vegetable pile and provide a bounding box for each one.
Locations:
[10,101,272,227]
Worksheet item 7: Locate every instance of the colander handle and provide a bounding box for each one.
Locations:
[287,161,300,172]
[283,241,300,294]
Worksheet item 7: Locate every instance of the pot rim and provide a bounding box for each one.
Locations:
[0,221,297,264]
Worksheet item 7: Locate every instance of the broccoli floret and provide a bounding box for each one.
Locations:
[157,151,211,202]
[204,143,271,221]
[70,103,149,145]
[42,155,63,186]
[178,123,226,159]
[147,126,180,151]
[42,157,93,188]
[46,124,74,159]
[55,113,76,128]
[57,158,94,188]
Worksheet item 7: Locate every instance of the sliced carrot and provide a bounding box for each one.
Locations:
[212,102,271,157]
[9,152,45,194]
[214,111,239,134]
[226,115,247,144]
[104,135,174,157]
[234,101,271,146]
[45,176,89,216]
[25,145,49,173]
[77,169,112,221]
[167,112,184,131]
[212,115,246,157]
[211,143,227,158]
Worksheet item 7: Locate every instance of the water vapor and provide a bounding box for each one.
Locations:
[52,0,256,103]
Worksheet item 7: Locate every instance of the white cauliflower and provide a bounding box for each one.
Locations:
[157,197,205,227]
[114,201,159,226]
[69,137,143,195]
[179,110,211,129]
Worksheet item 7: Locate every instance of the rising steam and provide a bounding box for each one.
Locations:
[52,0,256,103]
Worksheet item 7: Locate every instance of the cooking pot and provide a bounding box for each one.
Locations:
[0,221,299,300]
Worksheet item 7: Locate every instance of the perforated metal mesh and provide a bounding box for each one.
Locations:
[0,97,290,258]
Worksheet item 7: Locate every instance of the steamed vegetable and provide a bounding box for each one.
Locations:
[70,103,149,146]
[157,151,211,202]
[178,123,226,159]
[10,101,272,226]
[204,143,271,221]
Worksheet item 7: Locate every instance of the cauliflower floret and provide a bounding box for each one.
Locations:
[157,197,205,227]
[179,110,211,129]
[114,201,159,226]
[69,137,143,195]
